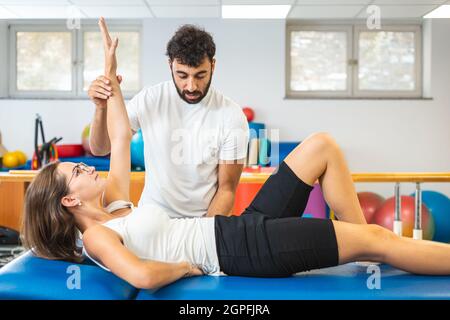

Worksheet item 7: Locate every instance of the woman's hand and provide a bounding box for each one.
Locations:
[98,17,118,77]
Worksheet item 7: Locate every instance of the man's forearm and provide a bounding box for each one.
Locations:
[206,188,236,217]
[89,107,111,156]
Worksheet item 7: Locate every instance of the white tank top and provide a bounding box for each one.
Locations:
[81,200,221,275]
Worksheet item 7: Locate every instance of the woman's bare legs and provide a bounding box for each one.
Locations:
[284,132,367,224]
[281,132,450,274]
[334,221,450,275]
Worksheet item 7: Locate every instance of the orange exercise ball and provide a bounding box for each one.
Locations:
[372,195,435,240]
[357,192,385,223]
[2,152,20,168]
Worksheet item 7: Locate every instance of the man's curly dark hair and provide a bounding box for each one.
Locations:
[166,24,216,67]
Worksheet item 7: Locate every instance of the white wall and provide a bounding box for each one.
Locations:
[0,21,7,98]
[0,18,449,198]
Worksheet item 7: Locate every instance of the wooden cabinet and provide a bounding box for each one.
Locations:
[0,181,29,231]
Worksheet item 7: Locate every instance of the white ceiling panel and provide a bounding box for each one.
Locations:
[151,5,220,18]
[0,6,17,18]
[146,0,219,5]
[4,5,81,18]
[221,0,295,4]
[357,4,438,18]
[289,5,363,18]
[0,0,70,4]
[295,0,370,4]
[71,0,144,6]
[372,0,447,4]
[80,5,152,18]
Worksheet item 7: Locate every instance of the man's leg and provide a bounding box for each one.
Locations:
[284,132,367,224]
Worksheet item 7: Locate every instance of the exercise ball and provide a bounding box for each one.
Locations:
[357,192,385,223]
[242,107,255,122]
[2,152,20,168]
[130,129,145,170]
[373,195,435,240]
[303,184,326,219]
[416,191,450,243]
[81,124,91,155]
[13,151,27,166]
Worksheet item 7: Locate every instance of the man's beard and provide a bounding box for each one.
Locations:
[171,72,212,105]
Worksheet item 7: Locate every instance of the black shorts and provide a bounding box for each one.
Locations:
[214,161,339,277]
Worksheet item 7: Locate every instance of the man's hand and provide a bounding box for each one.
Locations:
[88,74,122,109]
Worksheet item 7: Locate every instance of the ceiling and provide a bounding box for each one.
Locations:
[0,0,448,19]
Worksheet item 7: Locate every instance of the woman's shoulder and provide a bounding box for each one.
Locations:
[82,225,123,272]
[83,224,121,241]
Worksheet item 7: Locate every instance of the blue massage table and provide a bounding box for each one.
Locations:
[1,251,450,300]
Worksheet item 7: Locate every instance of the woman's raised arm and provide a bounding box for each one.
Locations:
[99,17,132,205]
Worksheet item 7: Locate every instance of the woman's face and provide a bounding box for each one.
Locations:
[58,162,106,203]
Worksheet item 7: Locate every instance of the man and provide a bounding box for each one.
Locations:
[88,25,249,218]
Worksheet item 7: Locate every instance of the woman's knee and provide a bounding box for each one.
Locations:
[306,132,340,155]
[364,224,398,261]
[337,223,397,262]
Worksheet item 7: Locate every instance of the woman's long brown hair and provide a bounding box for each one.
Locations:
[21,161,83,263]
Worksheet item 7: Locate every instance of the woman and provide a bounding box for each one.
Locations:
[22,18,450,290]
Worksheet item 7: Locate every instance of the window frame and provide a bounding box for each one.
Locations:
[77,24,142,99]
[286,24,353,99]
[353,24,422,98]
[9,24,77,98]
[286,22,423,99]
[8,21,142,99]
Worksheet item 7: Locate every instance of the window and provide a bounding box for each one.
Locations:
[354,26,421,97]
[9,23,141,98]
[288,26,352,97]
[82,28,140,93]
[16,31,72,92]
[9,25,76,98]
[286,24,422,98]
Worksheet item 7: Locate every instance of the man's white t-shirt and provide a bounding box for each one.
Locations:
[126,81,249,218]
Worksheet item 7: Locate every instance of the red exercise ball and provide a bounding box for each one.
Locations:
[372,195,435,240]
[357,192,385,223]
[242,107,255,122]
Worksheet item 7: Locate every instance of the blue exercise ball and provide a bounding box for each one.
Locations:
[410,190,450,243]
[130,129,145,170]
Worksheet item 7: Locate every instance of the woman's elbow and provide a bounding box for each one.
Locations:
[132,270,157,290]
[133,279,156,290]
